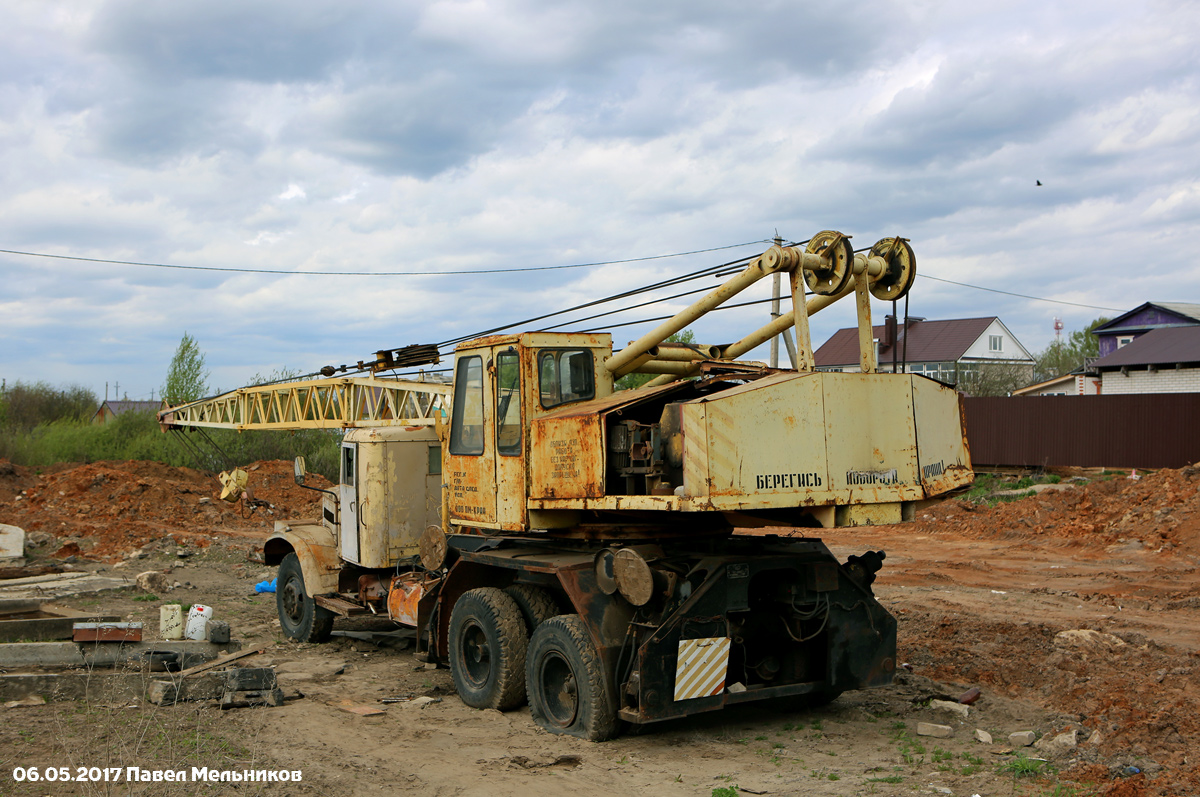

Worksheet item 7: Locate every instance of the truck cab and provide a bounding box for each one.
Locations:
[444,332,614,533]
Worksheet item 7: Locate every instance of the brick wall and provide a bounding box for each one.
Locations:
[1101,367,1200,394]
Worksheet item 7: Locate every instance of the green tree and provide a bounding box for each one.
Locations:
[616,329,698,390]
[0,380,97,429]
[1033,317,1109,381]
[161,332,210,404]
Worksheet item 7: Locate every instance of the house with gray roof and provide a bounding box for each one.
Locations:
[91,400,160,425]
[1091,325,1200,394]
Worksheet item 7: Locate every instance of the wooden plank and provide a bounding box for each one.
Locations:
[178,645,269,678]
[315,595,367,616]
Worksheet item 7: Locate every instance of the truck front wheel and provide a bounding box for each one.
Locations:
[276,553,333,642]
[526,614,620,741]
[449,587,528,710]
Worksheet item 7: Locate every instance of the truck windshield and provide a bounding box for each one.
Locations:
[538,349,594,409]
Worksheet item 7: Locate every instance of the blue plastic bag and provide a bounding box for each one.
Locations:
[254,578,277,594]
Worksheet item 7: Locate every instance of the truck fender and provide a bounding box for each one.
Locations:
[263,522,340,598]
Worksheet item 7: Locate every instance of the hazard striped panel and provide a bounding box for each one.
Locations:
[674,637,732,701]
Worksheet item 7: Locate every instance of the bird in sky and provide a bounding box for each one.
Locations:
[1036,180,1043,186]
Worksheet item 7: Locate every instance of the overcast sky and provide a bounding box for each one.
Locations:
[2,0,1198,403]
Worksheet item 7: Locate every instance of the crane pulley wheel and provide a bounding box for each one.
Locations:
[867,237,916,302]
[803,231,854,296]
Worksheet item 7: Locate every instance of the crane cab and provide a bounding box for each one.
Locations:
[444,332,614,532]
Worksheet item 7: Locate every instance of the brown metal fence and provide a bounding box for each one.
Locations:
[963,394,1200,469]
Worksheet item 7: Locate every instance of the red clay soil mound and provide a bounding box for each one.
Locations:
[0,458,37,500]
[0,459,333,560]
[903,611,1200,797]
[915,465,1200,555]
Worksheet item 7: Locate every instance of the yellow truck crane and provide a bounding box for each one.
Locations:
[160,231,972,740]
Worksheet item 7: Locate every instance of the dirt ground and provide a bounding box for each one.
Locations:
[1,459,1198,797]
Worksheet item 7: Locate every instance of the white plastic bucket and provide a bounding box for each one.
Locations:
[185,605,213,641]
[159,604,184,640]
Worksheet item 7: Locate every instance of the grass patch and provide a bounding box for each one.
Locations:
[998,753,1054,778]
[0,410,342,480]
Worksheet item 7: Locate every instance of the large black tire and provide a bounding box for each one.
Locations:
[504,584,559,635]
[526,614,620,741]
[276,552,333,643]
[448,587,528,710]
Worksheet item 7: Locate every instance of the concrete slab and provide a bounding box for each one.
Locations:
[0,599,120,642]
[0,524,25,567]
[0,671,225,704]
[0,639,242,669]
[0,571,129,600]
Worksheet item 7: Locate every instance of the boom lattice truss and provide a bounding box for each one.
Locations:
[159,376,451,431]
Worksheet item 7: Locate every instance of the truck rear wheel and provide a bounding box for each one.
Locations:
[276,552,333,642]
[504,584,559,635]
[526,614,620,741]
[449,587,528,710]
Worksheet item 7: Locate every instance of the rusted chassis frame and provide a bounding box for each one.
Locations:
[421,534,896,725]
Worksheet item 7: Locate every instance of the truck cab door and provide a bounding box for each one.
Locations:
[493,346,527,530]
[445,353,499,529]
[339,441,361,563]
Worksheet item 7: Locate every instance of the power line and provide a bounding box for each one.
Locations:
[0,241,766,277]
[434,250,768,349]
[918,274,1122,312]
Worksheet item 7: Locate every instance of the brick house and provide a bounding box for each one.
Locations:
[1091,326,1200,394]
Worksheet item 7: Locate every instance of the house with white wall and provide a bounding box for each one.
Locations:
[1091,326,1200,394]
[813,317,1034,390]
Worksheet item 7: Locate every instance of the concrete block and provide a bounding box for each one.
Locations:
[930,699,970,718]
[0,524,25,566]
[222,667,277,691]
[206,620,231,645]
[1009,731,1037,747]
[974,729,993,744]
[1035,729,1078,757]
[135,571,170,594]
[917,722,953,738]
[147,674,226,706]
[220,687,284,709]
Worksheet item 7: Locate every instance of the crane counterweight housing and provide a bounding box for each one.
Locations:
[162,230,973,740]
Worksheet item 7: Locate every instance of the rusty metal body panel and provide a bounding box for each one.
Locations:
[343,426,441,568]
[263,522,341,597]
[523,370,970,526]
[425,534,894,725]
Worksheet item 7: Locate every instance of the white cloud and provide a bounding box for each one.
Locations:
[0,0,1198,400]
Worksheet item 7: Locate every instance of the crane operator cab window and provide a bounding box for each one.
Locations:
[449,356,485,455]
[495,350,522,455]
[538,349,594,409]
